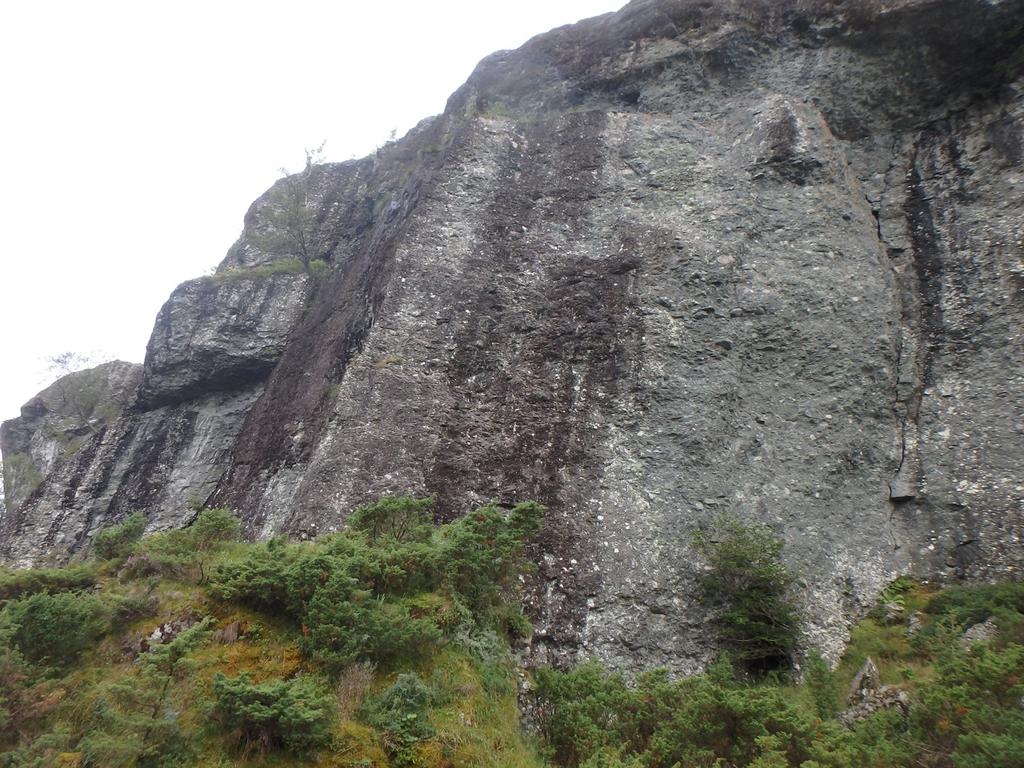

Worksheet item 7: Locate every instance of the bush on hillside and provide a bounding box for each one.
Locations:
[78,620,211,767]
[804,649,840,718]
[690,515,799,672]
[211,498,545,671]
[441,501,544,612]
[127,508,242,583]
[302,575,442,673]
[535,579,1024,768]
[189,508,241,550]
[535,658,844,768]
[0,591,107,669]
[360,673,437,764]
[924,581,1024,627]
[911,635,1024,768]
[348,495,434,544]
[0,564,98,603]
[208,538,302,613]
[92,513,146,561]
[0,648,62,745]
[212,672,335,754]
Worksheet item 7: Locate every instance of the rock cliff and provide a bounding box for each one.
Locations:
[2,0,1022,673]
[1,361,141,514]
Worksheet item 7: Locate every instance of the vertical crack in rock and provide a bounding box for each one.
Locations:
[862,137,916,531]
[886,141,945,506]
[884,86,1024,580]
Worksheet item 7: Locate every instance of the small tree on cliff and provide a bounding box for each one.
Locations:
[45,351,109,428]
[255,143,329,267]
[690,514,800,673]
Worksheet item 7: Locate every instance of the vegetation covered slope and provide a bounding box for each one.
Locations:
[535,578,1024,768]
[0,501,1021,767]
[0,499,544,767]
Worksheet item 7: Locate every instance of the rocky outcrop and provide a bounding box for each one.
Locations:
[960,617,999,649]
[0,382,271,566]
[1,361,141,514]
[138,272,311,409]
[1,0,1021,673]
[838,657,910,728]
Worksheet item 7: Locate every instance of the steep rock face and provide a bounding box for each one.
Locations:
[138,272,311,408]
[0,387,262,562]
[1,361,142,514]
[1,0,1021,672]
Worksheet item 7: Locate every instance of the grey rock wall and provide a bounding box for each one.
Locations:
[138,272,311,408]
[0,386,262,568]
[1,0,1021,672]
[1,361,141,516]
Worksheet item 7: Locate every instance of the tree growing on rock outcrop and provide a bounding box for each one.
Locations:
[45,351,110,428]
[255,143,330,268]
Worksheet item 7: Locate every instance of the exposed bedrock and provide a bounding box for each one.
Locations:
[137,273,311,409]
[1,0,1021,672]
[1,361,142,515]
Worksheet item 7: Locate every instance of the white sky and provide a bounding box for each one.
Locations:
[0,0,623,423]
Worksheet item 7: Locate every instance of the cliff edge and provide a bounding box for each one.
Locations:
[2,0,1022,672]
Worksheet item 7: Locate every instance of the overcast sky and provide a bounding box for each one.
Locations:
[0,0,623,423]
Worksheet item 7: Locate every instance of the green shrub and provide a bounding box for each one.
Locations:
[302,576,442,673]
[535,658,835,768]
[134,530,202,581]
[690,515,800,672]
[0,564,97,602]
[494,601,533,642]
[348,495,434,544]
[924,581,1024,627]
[109,589,159,625]
[213,537,380,616]
[534,661,636,766]
[536,579,1024,768]
[307,258,331,279]
[0,724,77,767]
[125,509,242,584]
[210,539,303,613]
[213,500,544,618]
[804,650,840,718]
[868,575,917,621]
[212,672,335,754]
[363,539,442,596]
[441,502,544,612]
[0,591,107,669]
[205,257,306,283]
[117,552,160,580]
[578,749,646,768]
[0,647,61,745]
[92,513,146,561]
[78,620,210,767]
[211,500,543,673]
[189,508,240,550]
[360,673,436,764]
[911,640,1024,768]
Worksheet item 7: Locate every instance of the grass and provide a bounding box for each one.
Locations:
[202,257,330,284]
[0,578,536,766]
[834,579,939,691]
